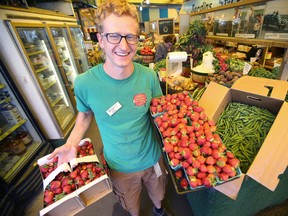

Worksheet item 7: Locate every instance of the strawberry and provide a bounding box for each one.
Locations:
[186,166,198,176]
[196,155,205,164]
[202,177,214,187]
[62,185,72,194]
[80,170,88,179]
[40,165,48,173]
[218,172,229,181]
[181,161,190,169]
[199,164,208,173]
[216,157,227,168]
[53,187,63,194]
[189,176,198,188]
[196,172,206,180]
[174,170,183,179]
[192,160,201,169]
[163,143,174,153]
[50,180,61,190]
[206,156,216,165]
[170,158,180,167]
[70,170,78,179]
[211,149,221,159]
[207,165,215,174]
[200,146,212,155]
[226,151,235,159]
[222,165,233,174]
[228,158,240,168]
[181,148,191,159]
[44,191,55,203]
[180,178,189,190]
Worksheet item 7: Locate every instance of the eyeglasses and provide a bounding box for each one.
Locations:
[103,33,139,45]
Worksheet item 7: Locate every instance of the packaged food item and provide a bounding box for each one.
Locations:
[15,129,33,145]
[5,136,26,155]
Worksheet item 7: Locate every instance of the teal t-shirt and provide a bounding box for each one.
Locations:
[74,63,163,173]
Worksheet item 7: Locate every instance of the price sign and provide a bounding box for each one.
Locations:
[158,19,174,35]
[243,62,252,75]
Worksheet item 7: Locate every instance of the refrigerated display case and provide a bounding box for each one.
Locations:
[0,59,54,215]
[48,26,79,90]
[68,26,90,73]
[0,6,87,139]
[10,24,77,135]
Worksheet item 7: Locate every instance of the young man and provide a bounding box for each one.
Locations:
[154,34,176,62]
[48,0,169,215]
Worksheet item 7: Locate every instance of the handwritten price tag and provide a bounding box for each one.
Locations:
[243,62,252,75]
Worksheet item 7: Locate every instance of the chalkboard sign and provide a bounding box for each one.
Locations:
[158,19,174,35]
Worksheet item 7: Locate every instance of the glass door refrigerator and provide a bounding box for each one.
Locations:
[46,25,80,91]
[0,18,77,140]
[68,26,90,73]
[0,59,54,215]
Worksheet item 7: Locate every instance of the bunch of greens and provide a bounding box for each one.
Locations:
[153,59,166,73]
[175,20,213,67]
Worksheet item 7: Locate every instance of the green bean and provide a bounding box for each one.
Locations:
[216,102,276,173]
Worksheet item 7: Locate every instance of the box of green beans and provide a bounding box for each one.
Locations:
[198,76,288,200]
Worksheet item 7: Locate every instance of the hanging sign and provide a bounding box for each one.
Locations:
[158,19,174,35]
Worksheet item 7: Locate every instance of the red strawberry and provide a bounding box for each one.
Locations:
[170,158,180,167]
[189,176,198,188]
[70,170,78,179]
[202,177,214,187]
[192,160,201,169]
[80,170,88,179]
[174,170,183,179]
[180,178,189,190]
[206,156,216,165]
[53,187,63,194]
[199,164,208,173]
[50,181,61,190]
[219,172,229,181]
[222,165,234,174]
[186,166,198,176]
[211,149,221,159]
[44,191,54,203]
[228,158,240,168]
[197,155,206,164]
[181,148,191,159]
[196,172,206,180]
[163,143,174,153]
[226,151,235,159]
[40,165,48,174]
[207,165,215,174]
[181,161,190,169]
[216,157,227,168]
[62,185,72,194]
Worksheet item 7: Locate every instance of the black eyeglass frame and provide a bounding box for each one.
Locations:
[102,33,140,45]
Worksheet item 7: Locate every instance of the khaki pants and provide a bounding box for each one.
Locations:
[109,156,167,216]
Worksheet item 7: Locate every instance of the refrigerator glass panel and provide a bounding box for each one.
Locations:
[50,27,78,90]
[69,27,90,73]
[0,70,42,184]
[15,27,76,130]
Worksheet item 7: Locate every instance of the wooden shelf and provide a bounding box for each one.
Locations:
[189,0,269,16]
[206,36,288,48]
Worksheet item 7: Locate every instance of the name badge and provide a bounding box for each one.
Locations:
[154,162,162,178]
[106,102,122,116]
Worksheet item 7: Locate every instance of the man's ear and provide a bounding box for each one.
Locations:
[97,33,104,48]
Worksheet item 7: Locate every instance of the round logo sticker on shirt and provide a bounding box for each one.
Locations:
[133,93,147,107]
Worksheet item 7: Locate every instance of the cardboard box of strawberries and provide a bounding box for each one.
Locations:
[37,138,112,216]
[150,91,242,194]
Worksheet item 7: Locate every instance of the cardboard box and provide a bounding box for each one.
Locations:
[199,76,288,199]
[38,138,113,216]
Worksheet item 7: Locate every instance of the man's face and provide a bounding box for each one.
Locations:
[97,14,139,69]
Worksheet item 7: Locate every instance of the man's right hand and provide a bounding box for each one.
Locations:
[48,144,78,166]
